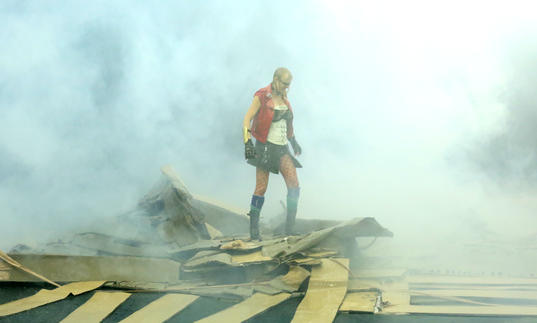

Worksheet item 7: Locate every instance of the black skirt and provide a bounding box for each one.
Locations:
[247,140,302,174]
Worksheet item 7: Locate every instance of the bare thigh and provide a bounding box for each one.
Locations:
[280,154,299,188]
[254,167,269,195]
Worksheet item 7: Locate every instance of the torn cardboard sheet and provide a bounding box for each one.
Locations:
[292,258,349,323]
[340,291,380,313]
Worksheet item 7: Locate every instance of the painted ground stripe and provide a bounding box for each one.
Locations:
[196,292,291,323]
[0,281,105,317]
[120,293,198,323]
[60,291,131,323]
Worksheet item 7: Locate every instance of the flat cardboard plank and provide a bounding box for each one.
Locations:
[407,275,537,286]
[161,164,193,198]
[184,251,233,268]
[0,281,105,317]
[0,251,59,287]
[411,283,537,291]
[291,258,349,323]
[348,279,410,292]
[414,289,537,300]
[381,304,537,316]
[290,258,322,266]
[221,240,262,251]
[205,222,223,239]
[340,292,379,313]
[0,259,10,270]
[196,293,290,323]
[191,195,249,236]
[231,251,273,264]
[60,292,131,323]
[267,266,310,293]
[0,259,9,280]
[120,294,198,323]
[305,250,339,258]
[353,268,407,279]
[193,194,248,217]
[382,281,410,309]
[5,254,180,283]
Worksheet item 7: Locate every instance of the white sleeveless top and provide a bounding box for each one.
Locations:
[267,104,288,145]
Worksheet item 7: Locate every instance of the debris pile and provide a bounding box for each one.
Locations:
[3,166,536,321]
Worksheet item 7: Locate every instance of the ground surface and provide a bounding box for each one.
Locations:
[1,283,536,323]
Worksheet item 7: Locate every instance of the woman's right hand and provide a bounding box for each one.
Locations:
[245,139,256,159]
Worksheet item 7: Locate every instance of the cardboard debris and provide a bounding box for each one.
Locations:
[1,165,402,321]
[70,232,171,258]
[411,289,537,301]
[268,266,310,292]
[407,275,537,285]
[0,250,59,287]
[262,218,392,259]
[2,254,180,283]
[231,251,274,264]
[353,268,407,279]
[184,250,235,268]
[137,165,210,246]
[340,291,380,313]
[220,239,261,251]
[106,265,309,300]
[292,258,350,323]
[205,222,223,239]
[376,274,537,316]
[379,281,411,312]
[192,194,249,236]
[381,304,537,316]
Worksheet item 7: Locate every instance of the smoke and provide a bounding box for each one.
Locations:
[466,37,537,190]
[1,1,536,275]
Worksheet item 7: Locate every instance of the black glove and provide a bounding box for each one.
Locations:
[245,139,256,160]
[289,137,302,156]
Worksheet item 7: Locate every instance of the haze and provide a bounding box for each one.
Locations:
[1,0,536,275]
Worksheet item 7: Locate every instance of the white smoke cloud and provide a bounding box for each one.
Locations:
[1,0,536,275]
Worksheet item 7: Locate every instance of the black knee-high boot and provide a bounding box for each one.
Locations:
[286,187,300,235]
[248,195,264,240]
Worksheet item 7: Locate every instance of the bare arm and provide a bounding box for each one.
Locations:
[243,96,261,142]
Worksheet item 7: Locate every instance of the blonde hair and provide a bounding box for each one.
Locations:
[273,67,292,80]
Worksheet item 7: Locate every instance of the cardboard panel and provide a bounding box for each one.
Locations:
[291,258,349,323]
[381,304,537,316]
[340,292,379,313]
[414,289,537,301]
[5,254,180,283]
[407,275,537,285]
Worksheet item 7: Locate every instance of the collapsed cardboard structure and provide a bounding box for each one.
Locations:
[1,165,537,322]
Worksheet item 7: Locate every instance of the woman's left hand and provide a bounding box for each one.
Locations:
[290,137,302,156]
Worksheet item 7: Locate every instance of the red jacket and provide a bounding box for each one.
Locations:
[250,84,294,143]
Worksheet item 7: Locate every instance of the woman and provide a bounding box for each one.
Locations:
[243,67,302,240]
